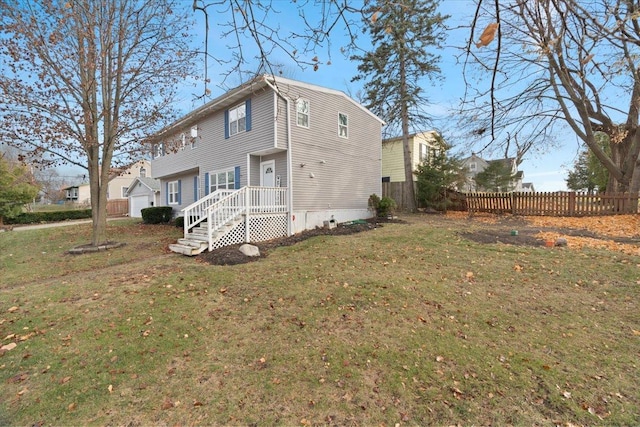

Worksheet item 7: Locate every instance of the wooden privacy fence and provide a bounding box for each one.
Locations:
[106,199,129,216]
[467,192,639,216]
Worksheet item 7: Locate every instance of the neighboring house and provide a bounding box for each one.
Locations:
[460,153,530,192]
[521,182,535,192]
[107,160,151,201]
[63,183,90,205]
[126,176,161,218]
[63,160,151,206]
[150,74,384,255]
[381,131,443,182]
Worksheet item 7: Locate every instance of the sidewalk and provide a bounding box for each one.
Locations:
[10,217,128,232]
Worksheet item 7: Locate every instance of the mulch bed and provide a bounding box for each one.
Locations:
[197,217,405,266]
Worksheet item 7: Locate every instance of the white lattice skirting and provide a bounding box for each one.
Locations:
[210,214,288,250]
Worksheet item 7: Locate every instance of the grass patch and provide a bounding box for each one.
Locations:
[1,215,639,425]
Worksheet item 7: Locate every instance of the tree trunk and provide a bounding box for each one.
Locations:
[399,44,416,212]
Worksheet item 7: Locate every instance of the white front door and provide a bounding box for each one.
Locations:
[260,160,276,211]
[261,160,275,187]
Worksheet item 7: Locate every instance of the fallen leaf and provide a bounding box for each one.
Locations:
[68,402,76,411]
[1,342,17,351]
[60,376,72,384]
[161,397,174,410]
[8,306,19,313]
[108,384,113,393]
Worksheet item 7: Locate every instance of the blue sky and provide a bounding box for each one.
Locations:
[181,0,578,191]
[60,0,578,191]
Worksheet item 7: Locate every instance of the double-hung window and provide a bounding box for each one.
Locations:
[190,125,198,149]
[228,104,246,136]
[419,144,429,163]
[296,99,310,128]
[209,168,236,193]
[154,142,164,158]
[168,181,180,205]
[338,112,348,138]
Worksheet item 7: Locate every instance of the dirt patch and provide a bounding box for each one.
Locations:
[197,218,406,265]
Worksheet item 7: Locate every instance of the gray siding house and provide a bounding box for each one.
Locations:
[151,75,384,255]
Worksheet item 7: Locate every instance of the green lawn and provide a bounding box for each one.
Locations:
[1,216,638,426]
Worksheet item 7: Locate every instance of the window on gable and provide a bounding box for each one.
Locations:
[168,181,179,205]
[191,126,198,149]
[469,162,477,171]
[154,142,164,158]
[121,186,128,198]
[139,167,146,178]
[209,168,236,193]
[338,112,348,138]
[296,99,310,128]
[229,103,246,136]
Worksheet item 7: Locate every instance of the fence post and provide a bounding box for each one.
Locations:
[568,192,576,216]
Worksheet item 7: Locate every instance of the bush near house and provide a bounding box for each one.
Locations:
[368,194,397,217]
[141,206,173,224]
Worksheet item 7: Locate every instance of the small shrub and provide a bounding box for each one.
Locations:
[141,206,173,224]
[174,216,184,228]
[368,194,397,218]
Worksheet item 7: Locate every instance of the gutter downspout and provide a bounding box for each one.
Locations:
[264,77,294,236]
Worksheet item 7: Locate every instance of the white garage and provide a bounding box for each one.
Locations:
[126,177,161,218]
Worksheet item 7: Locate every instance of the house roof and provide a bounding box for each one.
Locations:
[125,176,160,196]
[150,74,384,142]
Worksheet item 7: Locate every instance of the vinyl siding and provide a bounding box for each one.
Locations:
[381,132,439,182]
[152,89,276,184]
[381,139,406,182]
[276,84,381,211]
[152,77,382,213]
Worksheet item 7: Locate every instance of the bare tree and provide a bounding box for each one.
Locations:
[0,0,197,245]
[460,0,640,193]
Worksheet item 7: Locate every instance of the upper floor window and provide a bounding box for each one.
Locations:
[228,103,246,136]
[121,186,128,198]
[296,99,310,128]
[419,144,429,163]
[469,162,477,171]
[153,142,164,159]
[191,126,198,149]
[338,112,348,138]
[139,167,147,178]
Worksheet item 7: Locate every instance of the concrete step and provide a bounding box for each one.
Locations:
[169,243,200,256]
[177,238,208,249]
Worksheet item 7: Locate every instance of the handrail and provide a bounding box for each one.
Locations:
[207,187,248,250]
[182,186,289,250]
[182,189,236,237]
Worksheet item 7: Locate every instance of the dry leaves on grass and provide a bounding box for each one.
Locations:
[526,215,640,238]
[530,215,640,256]
[447,211,640,256]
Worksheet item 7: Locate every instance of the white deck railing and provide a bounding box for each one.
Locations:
[182,186,288,249]
[182,189,236,237]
